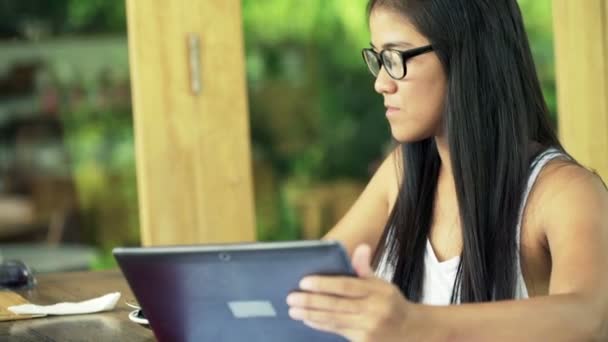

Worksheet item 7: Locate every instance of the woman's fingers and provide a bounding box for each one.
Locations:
[289,307,372,331]
[299,276,371,297]
[287,292,365,314]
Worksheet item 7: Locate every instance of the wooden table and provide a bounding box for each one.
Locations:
[0,270,155,341]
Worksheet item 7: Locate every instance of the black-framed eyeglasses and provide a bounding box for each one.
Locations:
[361,45,434,80]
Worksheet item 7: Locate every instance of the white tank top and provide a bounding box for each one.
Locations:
[375,147,568,305]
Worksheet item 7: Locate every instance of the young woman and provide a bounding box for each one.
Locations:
[286,0,608,340]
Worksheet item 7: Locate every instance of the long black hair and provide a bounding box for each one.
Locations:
[369,0,565,303]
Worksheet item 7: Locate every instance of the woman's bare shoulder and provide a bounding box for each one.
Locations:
[533,158,607,207]
[529,157,608,240]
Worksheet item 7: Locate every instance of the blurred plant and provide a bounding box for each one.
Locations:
[517,0,557,122]
[244,0,387,181]
[60,78,139,251]
[0,0,125,38]
[243,0,389,240]
[65,0,126,33]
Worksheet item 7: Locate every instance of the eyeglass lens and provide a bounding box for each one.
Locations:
[363,49,406,79]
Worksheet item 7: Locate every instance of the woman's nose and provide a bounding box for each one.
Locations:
[374,67,398,95]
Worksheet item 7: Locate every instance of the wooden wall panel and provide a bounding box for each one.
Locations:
[553,0,608,180]
[125,0,256,245]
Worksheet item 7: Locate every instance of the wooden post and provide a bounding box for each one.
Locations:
[125,0,256,245]
[553,0,608,180]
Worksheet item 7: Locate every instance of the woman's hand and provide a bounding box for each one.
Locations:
[286,244,416,342]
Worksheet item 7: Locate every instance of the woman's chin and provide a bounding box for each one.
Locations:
[390,126,432,143]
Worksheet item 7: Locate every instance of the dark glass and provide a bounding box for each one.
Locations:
[0,259,36,290]
[361,45,434,80]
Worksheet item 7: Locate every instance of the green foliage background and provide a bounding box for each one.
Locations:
[241,0,557,241]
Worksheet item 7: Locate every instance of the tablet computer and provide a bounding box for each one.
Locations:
[113,240,355,342]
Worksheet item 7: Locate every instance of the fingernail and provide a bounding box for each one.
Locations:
[286,294,296,305]
[289,308,303,320]
[299,278,313,290]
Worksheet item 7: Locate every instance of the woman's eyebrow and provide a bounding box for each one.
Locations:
[369,41,415,49]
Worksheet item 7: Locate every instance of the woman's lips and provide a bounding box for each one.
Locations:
[385,106,400,117]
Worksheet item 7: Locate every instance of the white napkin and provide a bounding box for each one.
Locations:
[8,292,121,316]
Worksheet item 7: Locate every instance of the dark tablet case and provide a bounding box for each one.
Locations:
[114,241,355,342]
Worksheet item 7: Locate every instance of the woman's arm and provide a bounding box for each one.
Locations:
[288,163,608,341]
[322,147,401,256]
